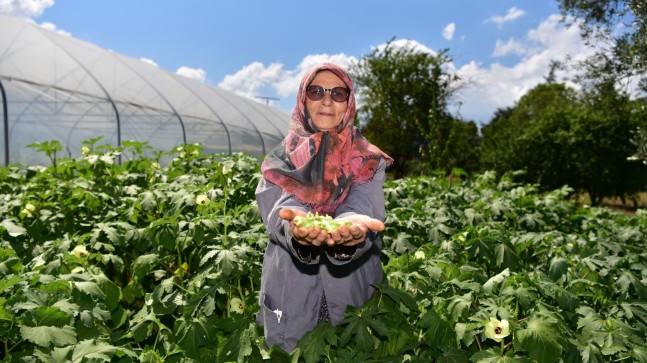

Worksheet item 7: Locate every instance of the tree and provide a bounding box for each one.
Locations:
[628,97,647,166]
[557,0,647,91]
[480,84,578,180]
[558,0,647,167]
[480,81,647,205]
[350,38,470,178]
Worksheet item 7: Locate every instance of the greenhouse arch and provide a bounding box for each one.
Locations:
[0,14,290,166]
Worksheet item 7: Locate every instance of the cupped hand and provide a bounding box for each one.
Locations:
[279,208,328,246]
[325,214,385,247]
[279,208,386,248]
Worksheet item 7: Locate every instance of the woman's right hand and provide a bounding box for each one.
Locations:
[279,208,329,246]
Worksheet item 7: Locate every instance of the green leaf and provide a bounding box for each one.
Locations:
[140,191,157,211]
[73,281,107,299]
[297,322,337,363]
[633,347,647,363]
[580,342,605,363]
[132,253,160,280]
[374,283,419,314]
[494,243,522,270]
[33,345,73,363]
[215,248,239,275]
[31,306,73,327]
[174,316,212,360]
[548,257,569,282]
[447,292,474,321]
[615,271,647,300]
[217,317,257,363]
[94,274,121,311]
[419,309,454,347]
[0,275,24,293]
[0,219,26,237]
[20,325,77,347]
[71,339,137,361]
[470,348,519,363]
[388,232,417,254]
[483,268,510,293]
[515,317,563,363]
[436,347,470,363]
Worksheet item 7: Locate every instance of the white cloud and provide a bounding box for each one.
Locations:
[487,6,525,25]
[39,20,70,36]
[216,17,603,123]
[374,38,435,55]
[176,66,206,82]
[455,15,597,123]
[218,61,285,101]
[0,0,54,17]
[219,54,358,107]
[492,38,526,57]
[443,23,456,41]
[140,58,158,67]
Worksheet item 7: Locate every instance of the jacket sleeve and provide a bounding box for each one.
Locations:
[255,178,321,265]
[327,158,388,265]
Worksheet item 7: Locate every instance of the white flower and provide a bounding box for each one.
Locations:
[81,146,91,155]
[151,162,160,170]
[72,245,89,258]
[484,317,510,342]
[71,266,85,274]
[414,250,426,259]
[229,297,244,314]
[196,194,210,206]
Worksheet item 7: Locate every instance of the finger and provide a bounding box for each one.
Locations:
[326,237,336,247]
[365,219,385,232]
[348,225,363,239]
[279,208,305,221]
[328,228,342,242]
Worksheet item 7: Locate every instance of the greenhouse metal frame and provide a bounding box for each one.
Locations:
[0,14,290,166]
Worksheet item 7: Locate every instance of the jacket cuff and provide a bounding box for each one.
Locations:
[290,238,320,264]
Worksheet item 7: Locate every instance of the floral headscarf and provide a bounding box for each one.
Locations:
[261,63,393,215]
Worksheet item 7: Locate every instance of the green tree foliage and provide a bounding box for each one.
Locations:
[557,0,647,91]
[481,82,647,205]
[351,38,477,177]
[628,97,647,165]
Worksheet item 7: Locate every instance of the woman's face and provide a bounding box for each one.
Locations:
[305,70,349,132]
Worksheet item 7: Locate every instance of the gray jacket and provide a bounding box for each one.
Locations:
[255,159,387,352]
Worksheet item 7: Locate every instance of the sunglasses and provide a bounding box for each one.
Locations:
[305,85,350,103]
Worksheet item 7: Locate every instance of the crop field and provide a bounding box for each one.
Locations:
[1,143,646,362]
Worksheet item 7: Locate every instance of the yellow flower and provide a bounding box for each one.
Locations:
[151,162,160,170]
[81,146,91,155]
[21,203,36,218]
[196,194,210,206]
[229,297,244,314]
[414,250,426,259]
[484,317,510,342]
[72,245,89,258]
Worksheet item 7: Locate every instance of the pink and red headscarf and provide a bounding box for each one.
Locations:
[261,63,393,215]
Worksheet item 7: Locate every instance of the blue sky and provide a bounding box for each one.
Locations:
[1,0,599,124]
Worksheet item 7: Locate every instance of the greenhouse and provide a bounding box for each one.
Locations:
[0,14,290,166]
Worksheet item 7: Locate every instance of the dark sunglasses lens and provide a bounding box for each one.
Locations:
[331,87,349,102]
[306,86,324,101]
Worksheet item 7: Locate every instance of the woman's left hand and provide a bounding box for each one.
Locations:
[325,214,385,247]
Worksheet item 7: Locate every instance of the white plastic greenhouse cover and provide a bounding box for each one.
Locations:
[0,14,291,166]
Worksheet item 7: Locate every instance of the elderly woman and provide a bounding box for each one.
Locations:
[255,63,392,352]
